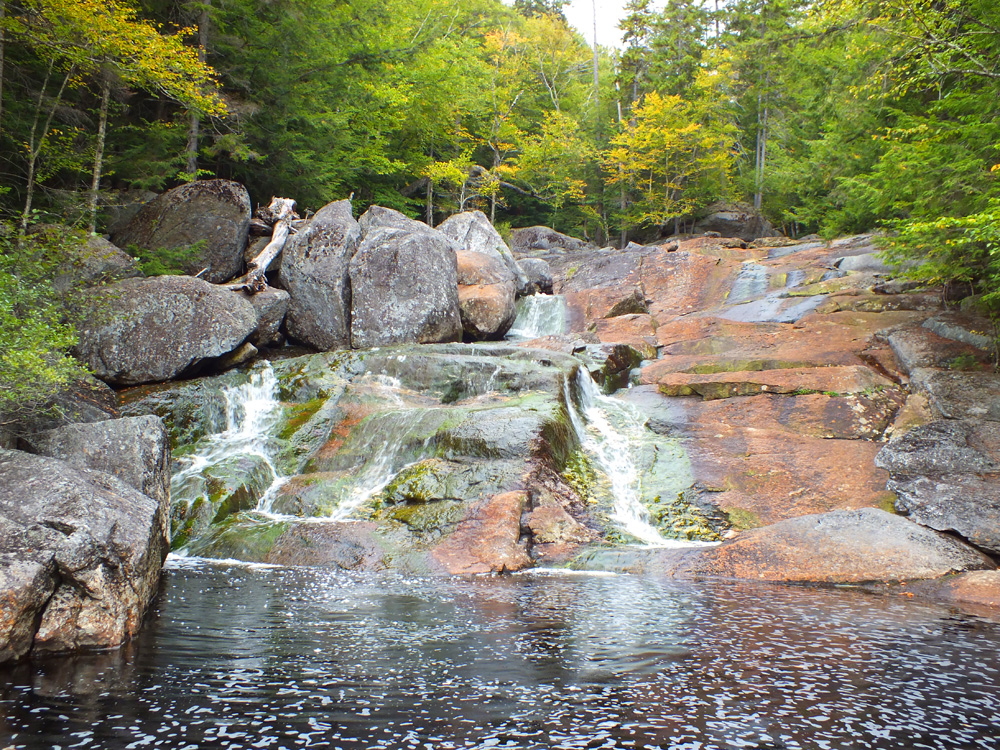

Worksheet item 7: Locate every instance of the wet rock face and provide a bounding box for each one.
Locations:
[430,491,533,574]
[281,199,361,350]
[350,207,463,348]
[0,450,169,663]
[172,453,276,549]
[877,420,1000,553]
[109,179,251,284]
[141,345,605,572]
[687,508,994,584]
[75,275,257,386]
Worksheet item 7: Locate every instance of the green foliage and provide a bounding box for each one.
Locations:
[881,202,1000,358]
[130,240,206,276]
[0,225,89,426]
[605,91,732,232]
[3,0,1000,252]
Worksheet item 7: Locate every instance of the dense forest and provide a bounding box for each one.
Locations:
[1,0,999,412]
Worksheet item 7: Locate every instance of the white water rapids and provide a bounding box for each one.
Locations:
[563,369,696,547]
[507,294,567,339]
[171,298,698,548]
[170,363,287,521]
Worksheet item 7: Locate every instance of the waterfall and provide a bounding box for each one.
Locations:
[565,368,689,548]
[507,295,567,339]
[171,362,287,523]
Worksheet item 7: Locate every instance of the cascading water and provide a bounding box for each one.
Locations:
[170,362,286,540]
[564,368,701,548]
[507,294,567,339]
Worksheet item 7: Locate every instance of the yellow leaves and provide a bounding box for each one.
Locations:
[16,0,226,116]
[605,90,733,226]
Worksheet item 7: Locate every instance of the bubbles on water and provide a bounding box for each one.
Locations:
[3,566,1000,750]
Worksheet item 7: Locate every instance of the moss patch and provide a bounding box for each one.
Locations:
[877,491,899,514]
[725,507,763,530]
[562,450,599,503]
[646,493,722,541]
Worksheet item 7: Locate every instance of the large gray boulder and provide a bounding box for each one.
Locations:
[509,226,595,254]
[24,415,170,507]
[245,287,290,348]
[518,257,554,295]
[109,179,251,283]
[437,211,527,294]
[0,449,169,662]
[56,236,143,292]
[102,188,158,237]
[350,207,462,348]
[876,420,1000,553]
[75,275,257,386]
[876,419,1000,477]
[910,368,1000,422]
[281,199,361,350]
[694,201,780,242]
[25,226,142,291]
[0,373,119,448]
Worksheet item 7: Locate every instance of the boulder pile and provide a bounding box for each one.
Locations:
[74,183,542,387]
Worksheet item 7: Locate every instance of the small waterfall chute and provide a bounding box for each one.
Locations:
[564,368,706,548]
[170,362,288,549]
[507,295,567,339]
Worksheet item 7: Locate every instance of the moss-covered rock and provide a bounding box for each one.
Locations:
[185,512,290,561]
[170,454,275,549]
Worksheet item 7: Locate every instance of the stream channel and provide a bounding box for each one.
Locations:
[2,296,1000,749]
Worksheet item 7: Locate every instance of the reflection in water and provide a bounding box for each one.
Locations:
[2,560,999,749]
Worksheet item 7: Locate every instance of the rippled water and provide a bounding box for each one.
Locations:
[2,561,999,750]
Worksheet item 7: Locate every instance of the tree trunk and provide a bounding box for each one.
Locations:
[0,0,6,142]
[591,0,600,108]
[185,112,199,181]
[185,0,211,181]
[21,65,73,234]
[425,178,434,227]
[87,78,111,233]
[754,96,768,211]
[228,197,297,292]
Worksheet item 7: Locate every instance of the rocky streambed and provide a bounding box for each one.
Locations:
[2,189,1000,671]
[3,207,1000,748]
[120,336,712,574]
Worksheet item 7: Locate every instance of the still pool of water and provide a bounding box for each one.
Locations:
[2,559,999,750]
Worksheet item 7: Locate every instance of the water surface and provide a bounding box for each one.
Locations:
[2,560,999,749]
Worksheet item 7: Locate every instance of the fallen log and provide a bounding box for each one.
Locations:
[226,196,297,294]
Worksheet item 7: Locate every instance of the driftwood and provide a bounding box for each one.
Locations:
[225,197,298,294]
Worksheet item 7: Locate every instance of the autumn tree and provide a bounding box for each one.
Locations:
[605,90,731,235]
[2,0,224,230]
